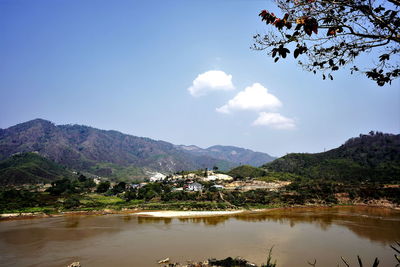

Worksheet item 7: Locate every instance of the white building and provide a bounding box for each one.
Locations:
[202,173,233,182]
[187,182,203,192]
[149,172,166,182]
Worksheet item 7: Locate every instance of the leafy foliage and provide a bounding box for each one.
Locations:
[254,0,400,86]
[63,195,80,209]
[96,181,110,193]
[46,175,96,196]
[0,188,44,213]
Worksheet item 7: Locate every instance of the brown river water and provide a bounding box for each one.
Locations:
[0,206,399,267]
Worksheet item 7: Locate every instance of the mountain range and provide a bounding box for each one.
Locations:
[0,119,275,182]
[2,119,398,185]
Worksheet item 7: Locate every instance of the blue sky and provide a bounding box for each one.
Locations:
[0,0,399,157]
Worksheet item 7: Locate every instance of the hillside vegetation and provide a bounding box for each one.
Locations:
[0,153,73,185]
[263,133,400,183]
[227,165,267,179]
[0,119,274,182]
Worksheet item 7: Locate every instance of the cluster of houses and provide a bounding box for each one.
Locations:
[125,179,206,192]
[65,170,291,194]
[149,171,234,183]
[144,170,290,193]
[32,170,288,195]
[146,170,230,192]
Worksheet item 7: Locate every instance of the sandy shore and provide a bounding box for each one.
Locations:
[135,210,244,217]
[0,209,244,221]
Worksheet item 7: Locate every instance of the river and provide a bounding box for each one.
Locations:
[0,206,399,267]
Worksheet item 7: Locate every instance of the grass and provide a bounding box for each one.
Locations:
[81,193,125,205]
[75,194,144,211]
[79,193,127,210]
[1,206,57,214]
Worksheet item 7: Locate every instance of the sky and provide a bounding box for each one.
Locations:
[0,0,399,157]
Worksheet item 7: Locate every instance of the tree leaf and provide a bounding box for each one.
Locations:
[294,48,300,59]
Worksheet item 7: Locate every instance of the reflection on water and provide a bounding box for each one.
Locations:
[0,206,399,267]
[178,216,228,226]
[137,216,173,225]
[136,206,400,244]
[65,217,80,228]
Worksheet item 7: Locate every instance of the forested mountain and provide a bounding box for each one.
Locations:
[263,132,400,183]
[0,119,273,182]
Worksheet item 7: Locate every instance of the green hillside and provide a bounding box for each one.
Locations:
[263,133,400,183]
[0,153,73,185]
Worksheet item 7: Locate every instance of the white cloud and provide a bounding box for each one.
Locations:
[188,70,235,97]
[252,112,296,130]
[216,83,282,114]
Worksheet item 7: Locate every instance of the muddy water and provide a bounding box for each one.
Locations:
[0,206,399,267]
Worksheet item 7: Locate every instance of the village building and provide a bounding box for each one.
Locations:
[187,182,203,192]
[202,172,233,182]
[149,172,166,182]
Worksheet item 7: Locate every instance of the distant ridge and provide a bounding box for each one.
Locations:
[0,119,275,182]
[176,144,275,167]
[263,132,400,182]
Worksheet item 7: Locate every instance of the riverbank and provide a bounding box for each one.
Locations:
[1,202,399,221]
[0,207,247,221]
